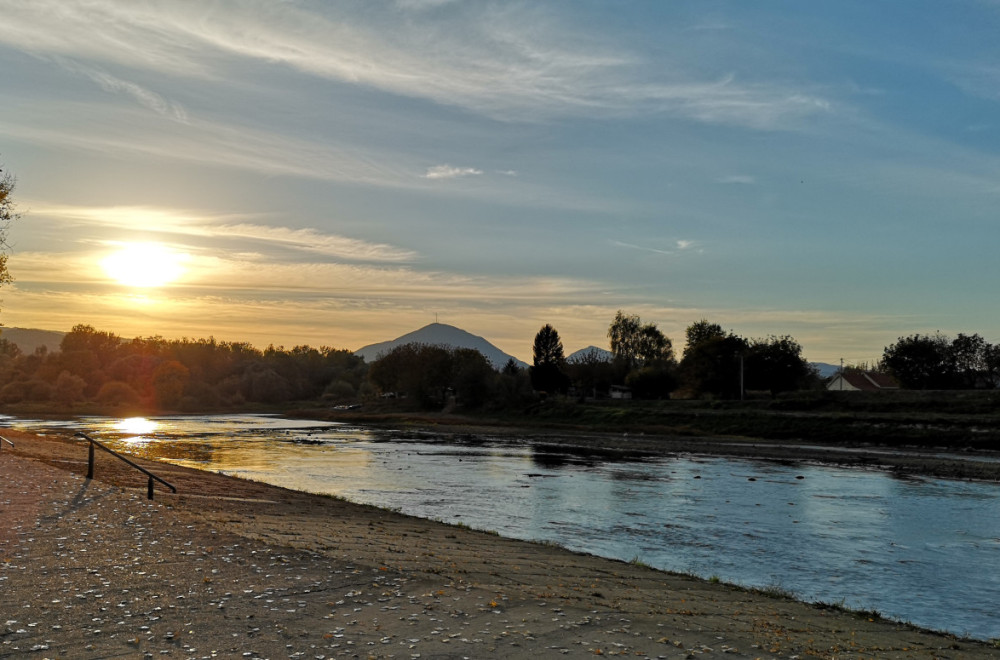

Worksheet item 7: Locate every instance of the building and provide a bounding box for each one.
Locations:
[826,371,899,392]
[609,384,632,399]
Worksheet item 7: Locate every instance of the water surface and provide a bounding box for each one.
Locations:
[7,413,1000,639]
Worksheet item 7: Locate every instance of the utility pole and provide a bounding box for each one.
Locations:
[739,353,744,401]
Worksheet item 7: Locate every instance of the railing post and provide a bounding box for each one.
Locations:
[75,432,176,498]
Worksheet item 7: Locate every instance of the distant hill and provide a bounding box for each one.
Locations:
[811,362,840,379]
[567,345,613,363]
[0,327,65,354]
[355,323,528,369]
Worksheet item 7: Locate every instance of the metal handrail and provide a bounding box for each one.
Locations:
[0,435,12,451]
[75,432,177,500]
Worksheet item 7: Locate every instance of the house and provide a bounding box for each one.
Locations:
[827,371,899,392]
[609,384,632,400]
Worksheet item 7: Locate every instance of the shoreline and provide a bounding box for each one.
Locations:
[301,408,1000,483]
[3,429,999,657]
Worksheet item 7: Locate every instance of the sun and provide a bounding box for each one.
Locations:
[101,242,188,288]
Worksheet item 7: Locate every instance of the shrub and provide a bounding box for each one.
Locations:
[322,379,356,402]
[54,370,87,405]
[96,380,141,407]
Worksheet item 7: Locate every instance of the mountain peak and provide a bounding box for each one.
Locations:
[355,323,527,369]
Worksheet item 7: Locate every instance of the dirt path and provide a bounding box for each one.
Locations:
[2,431,996,658]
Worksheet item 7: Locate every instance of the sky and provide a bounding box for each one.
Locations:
[1,1,1000,365]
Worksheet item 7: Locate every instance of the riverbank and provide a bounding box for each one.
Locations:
[298,405,1000,482]
[2,430,996,658]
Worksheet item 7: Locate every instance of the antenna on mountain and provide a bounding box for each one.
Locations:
[435,313,439,324]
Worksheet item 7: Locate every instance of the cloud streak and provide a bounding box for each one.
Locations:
[0,1,832,129]
[613,239,701,256]
[423,165,483,180]
[58,59,190,122]
[27,204,417,263]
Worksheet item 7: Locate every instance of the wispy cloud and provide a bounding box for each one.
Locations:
[10,248,605,307]
[195,224,418,263]
[395,0,461,9]
[613,239,701,256]
[423,165,484,180]
[27,204,417,263]
[0,2,833,129]
[717,175,756,184]
[1,107,412,188]
[57,59,189,122]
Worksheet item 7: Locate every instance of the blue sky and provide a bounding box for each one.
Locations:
[1,1,999,364]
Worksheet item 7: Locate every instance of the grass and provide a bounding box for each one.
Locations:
[478,392,1000,450]
[752,582,797,600]
[813,599,887,623]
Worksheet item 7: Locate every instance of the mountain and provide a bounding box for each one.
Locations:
[567,345,613,363]
[811,362,841,379]
[0,327,66,354]
[355,323,528,369]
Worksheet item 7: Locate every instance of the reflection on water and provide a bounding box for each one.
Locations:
[5,413,1000,640]
[114,416,159,436]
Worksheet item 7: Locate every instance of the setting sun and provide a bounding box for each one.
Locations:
[101,242,188,288]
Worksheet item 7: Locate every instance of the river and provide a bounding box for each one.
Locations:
[5,413,999,640]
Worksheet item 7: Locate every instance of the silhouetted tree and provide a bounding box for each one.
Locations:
[679,330,747,399]
[607,312,676,398]
[153,360,189,408]
[881,332,1000,390]
[496,359,533,407]
[367,343,499,409]
[744,335,816,396]
[881,333,955,389]
[96,381,141,407]
[566,348,614,399]
[684,319,726,356]
[452,348,496,408]
[530,324,569,394]
[0,161,18,292]
[54,371,86,405]
[608,311,673,370]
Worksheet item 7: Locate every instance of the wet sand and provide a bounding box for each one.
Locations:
[2,430,996,658]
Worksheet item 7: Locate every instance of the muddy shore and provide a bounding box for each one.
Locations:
[2,429,997,658]
[299,408,1000,482]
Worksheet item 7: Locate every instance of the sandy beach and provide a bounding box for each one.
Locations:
[2,429,996,659]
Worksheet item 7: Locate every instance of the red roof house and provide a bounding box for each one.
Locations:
[827,371,899,391]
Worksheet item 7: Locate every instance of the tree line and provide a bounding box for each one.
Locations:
[7,316,994,414]
[0,324,367,409]
[532,313,818,402]
[0,312,820,412]
[879,332,1000,390]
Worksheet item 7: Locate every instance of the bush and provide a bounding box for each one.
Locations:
[54,370,87,405]
[322,379,356,402]
[96,380,141,407]
[0,381,24,403]
[22,379,53,402]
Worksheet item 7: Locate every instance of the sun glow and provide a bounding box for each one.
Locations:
[101,242,188,288]
[114,417,159,436]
